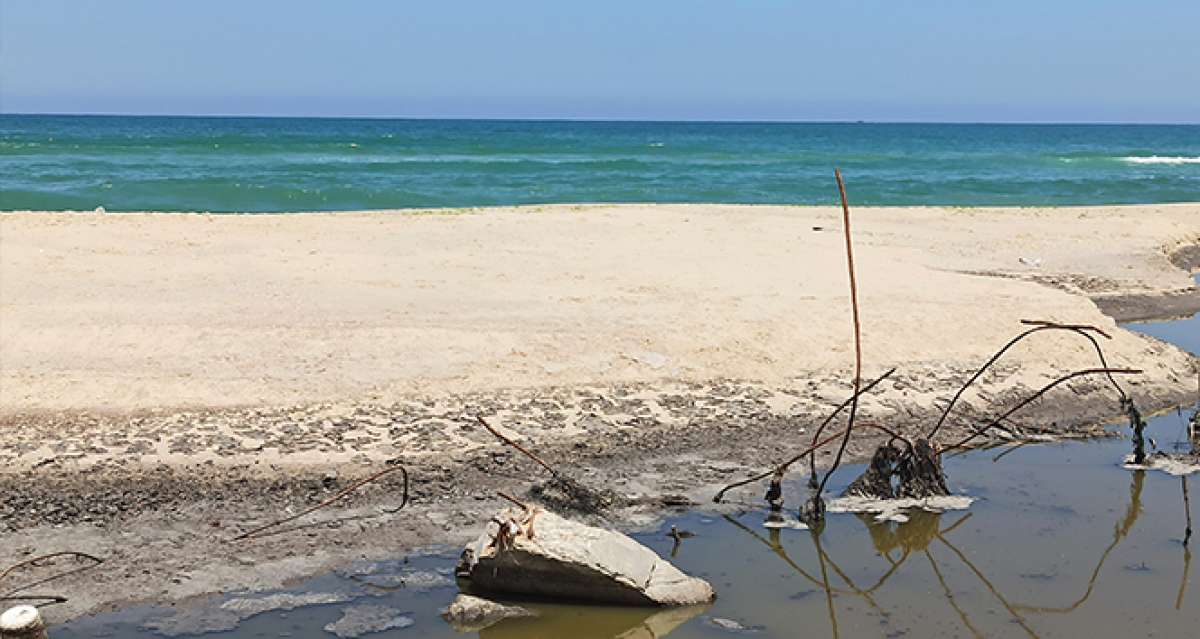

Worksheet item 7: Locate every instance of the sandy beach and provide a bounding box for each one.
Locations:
[3,203,1198,414]
[1,203,1198,622]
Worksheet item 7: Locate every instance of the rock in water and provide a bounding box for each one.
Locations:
[456,507,715,606]
[323,605,413,638]
[441,594,534,632]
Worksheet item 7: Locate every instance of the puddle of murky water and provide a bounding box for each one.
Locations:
[54,311,1199,639]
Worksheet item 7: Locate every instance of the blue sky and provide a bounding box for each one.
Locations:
[1,0,1197,122]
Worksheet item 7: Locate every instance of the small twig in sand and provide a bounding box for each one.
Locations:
[0,552,103,584]
[234,463,409,541]
[0,594,69,608]
[478,416,620,514]
[496,490,530,511]
[476,416,563,479]
[0,552,104,599]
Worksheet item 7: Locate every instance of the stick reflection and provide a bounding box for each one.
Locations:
[721,466,1191,639]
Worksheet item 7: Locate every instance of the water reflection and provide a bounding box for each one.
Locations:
[716,440,1198,639]
[480,604,708,639]
[1012,470,1144,615]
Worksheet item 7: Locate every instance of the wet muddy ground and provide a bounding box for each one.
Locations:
[49,408,1199,638]
[19,281,1200,638]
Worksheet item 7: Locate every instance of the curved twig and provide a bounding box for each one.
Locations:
[234,463,409,541]
[928,320,1123,440]
[0,552,103,584]
[0,552,104,600]
[806,368,899,485]
[944,367,1142,452]
[711,383,898,504]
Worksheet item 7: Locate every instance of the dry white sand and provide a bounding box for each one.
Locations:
[1,203,1197,413]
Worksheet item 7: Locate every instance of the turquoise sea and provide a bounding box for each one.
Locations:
[1,115,1198,212]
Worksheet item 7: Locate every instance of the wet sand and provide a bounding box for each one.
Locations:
[1,203,1198,622]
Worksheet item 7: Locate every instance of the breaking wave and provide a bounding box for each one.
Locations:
[1120,156,1200,165]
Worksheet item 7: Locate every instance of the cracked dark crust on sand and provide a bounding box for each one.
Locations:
[2,363,1195,625]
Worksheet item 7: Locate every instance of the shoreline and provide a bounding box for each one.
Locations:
[1,203,1198,623]
[6,200,1200,214]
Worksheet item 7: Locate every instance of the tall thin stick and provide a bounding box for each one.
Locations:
[814,169,863,502]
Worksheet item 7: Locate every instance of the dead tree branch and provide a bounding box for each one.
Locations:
[806,368,899,486]
[944,367,1142,452]
[711,373,898,504]
[234,463,409,541]
[928,320,1122,440]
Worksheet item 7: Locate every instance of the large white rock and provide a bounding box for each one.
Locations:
[456,507,714,606]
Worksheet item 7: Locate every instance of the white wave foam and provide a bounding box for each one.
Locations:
[1121,155,1200,165]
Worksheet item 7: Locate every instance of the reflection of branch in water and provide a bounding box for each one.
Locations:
[1183,476,1193,547]
[724,511,993,637]
[940,512,973,536]
[1180,476,1193,610]
[862,510,943,556]
[855,511,972,593]
[924,549,985,639]
[1012,470,1144,615]
[720,515,850,595]
[723,512,921,601]
[992,441,1030,463]
[815,536,889,618]
[936,533,1042,639]
[1178,543,1192,611]
[811,528,840,639]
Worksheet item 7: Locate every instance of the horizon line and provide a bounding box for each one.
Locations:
[2,111,1198,126]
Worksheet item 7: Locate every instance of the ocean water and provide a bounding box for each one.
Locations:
[1,115,1198,212]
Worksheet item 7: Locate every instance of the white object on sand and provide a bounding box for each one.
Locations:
[0,606,48,639]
